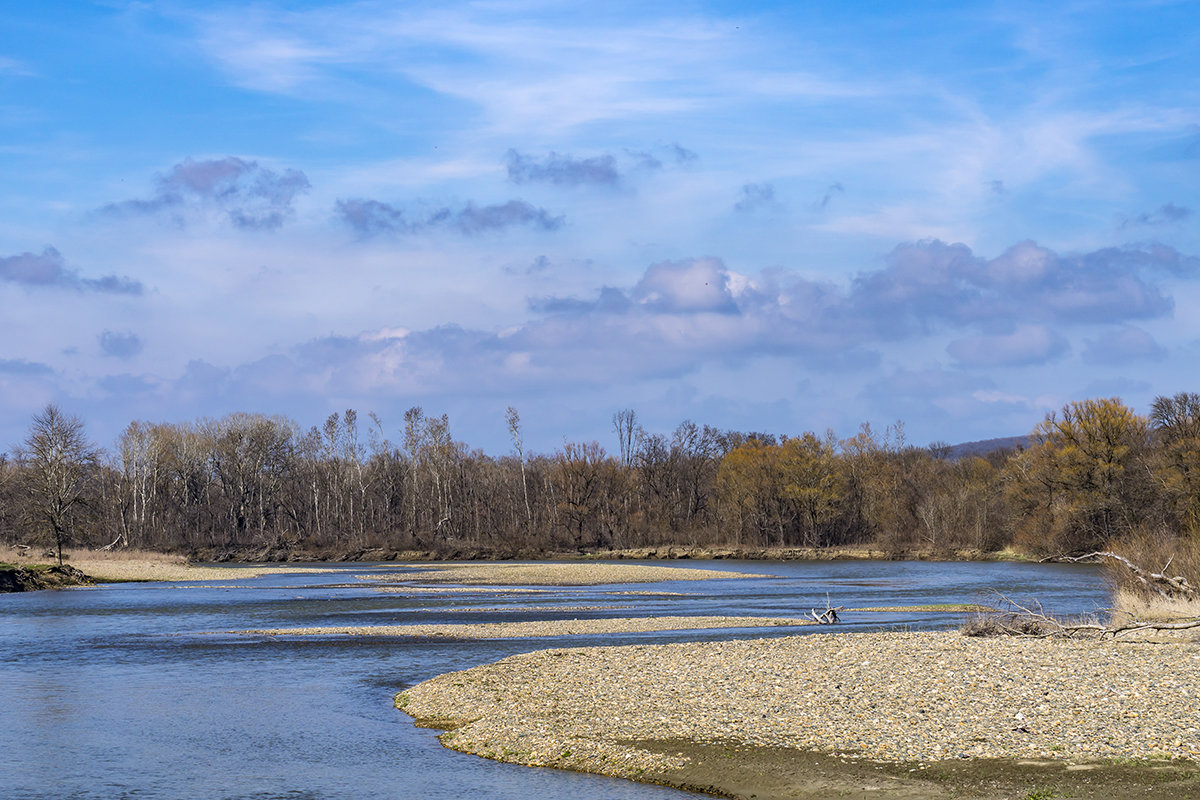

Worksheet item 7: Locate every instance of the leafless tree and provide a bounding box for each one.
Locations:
[506,406,532,529]
[18,404,99,564]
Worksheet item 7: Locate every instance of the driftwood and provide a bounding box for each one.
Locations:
[1061,551,1196,599]
[810,599,843,624]
[1060,551,1200,599]
[965,592,1200,639]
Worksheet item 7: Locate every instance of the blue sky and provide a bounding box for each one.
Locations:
[2,0,1199,454]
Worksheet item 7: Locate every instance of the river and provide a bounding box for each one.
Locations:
[1,559,1105,800]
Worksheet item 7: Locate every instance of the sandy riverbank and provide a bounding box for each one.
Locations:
[0,547,326,583]
[238,615,814,639]
[398,630,1200,800]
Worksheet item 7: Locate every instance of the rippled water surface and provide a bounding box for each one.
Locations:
[1,559,1105,800]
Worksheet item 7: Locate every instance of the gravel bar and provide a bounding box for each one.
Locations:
[239,615,814,639]
[360,562,770,585]
[398,631,1200,781]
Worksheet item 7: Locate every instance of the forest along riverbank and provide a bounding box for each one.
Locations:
[182,543,1029,564]
[399,631,1200,800]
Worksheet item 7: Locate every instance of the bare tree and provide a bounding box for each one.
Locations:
[612,409,638,466]
[506,406,532,529]
[19,404,99,564]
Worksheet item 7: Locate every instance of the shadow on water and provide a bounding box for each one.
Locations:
[1,559,1106,800]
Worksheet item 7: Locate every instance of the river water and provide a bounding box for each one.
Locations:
[1,559,1105,800]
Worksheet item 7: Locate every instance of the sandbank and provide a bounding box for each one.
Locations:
[398,630,1200,799]
[0,547,325,583]
[238,615,813,639]
[360,562,770,586]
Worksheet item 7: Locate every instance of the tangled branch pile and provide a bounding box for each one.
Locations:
[965,550,1200,639]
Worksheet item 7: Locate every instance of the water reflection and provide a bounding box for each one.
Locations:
[1,560,1105,800]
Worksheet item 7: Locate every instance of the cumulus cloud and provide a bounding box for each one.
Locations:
[504,145,694,188]
[734,182,778,213]
[103,157,310,230]
[632,258,739,314]
[335,198,413,235]
[1122,202,1193,228]
[98,374,156,394]
[505,149,620,186]
[99,331,144,359]
[946,325,1070,368]
[667,143,698,164]
[0,358,53,375]
[1081,326,1167,364]
[850,239,1194,335]
[0,247,143,295]
[336,198,562,236]
[113,239,1200,442]
[518,240,1197,380]
[528,287,631,315]
[626,142,698,171]
[441,200,563,234]
[627,150,663,171]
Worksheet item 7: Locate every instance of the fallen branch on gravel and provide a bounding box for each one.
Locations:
[1060,551,1197,599]
[962,592,1200,639]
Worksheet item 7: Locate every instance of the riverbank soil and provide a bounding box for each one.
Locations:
[640,739,1200,800]
[0,546,330,583]
[0,563,92,592]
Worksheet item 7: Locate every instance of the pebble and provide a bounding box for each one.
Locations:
[397,631,1200,780]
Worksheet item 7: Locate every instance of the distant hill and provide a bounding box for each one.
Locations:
[943,435,1029,460]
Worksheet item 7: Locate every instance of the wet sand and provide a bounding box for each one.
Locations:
[398,631,1200,800]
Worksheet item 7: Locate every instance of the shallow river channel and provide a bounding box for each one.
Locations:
[2,559,1105,800]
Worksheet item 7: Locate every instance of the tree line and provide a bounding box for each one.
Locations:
[2,395,1198,562]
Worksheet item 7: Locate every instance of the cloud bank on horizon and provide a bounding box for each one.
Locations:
[2,0,1199,454]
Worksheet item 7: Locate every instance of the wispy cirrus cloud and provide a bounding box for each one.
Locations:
[0,55,35,77]
[0,247,142,295]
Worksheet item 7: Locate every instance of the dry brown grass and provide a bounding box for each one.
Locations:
[1112,589,1200,622]
[1105,530,1200,595]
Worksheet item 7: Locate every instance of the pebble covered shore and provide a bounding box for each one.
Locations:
[240,615,814,639]
[398,631,1200,780]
